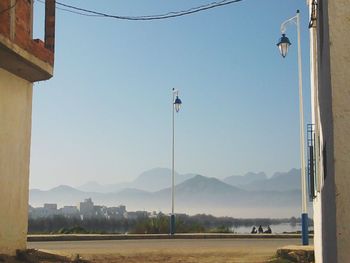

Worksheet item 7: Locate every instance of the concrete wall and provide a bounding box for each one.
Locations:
[309,8,323,261]
[310,0,350,261]
[0,0,54,256]
[0,68,33,255]
[328,0,350,261]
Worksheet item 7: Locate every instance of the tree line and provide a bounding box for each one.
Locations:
[28,214,311,234]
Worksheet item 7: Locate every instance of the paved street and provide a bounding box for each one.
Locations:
[29,238,304,262]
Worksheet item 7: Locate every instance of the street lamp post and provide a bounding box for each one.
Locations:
[277,10,309,246]
[170,88,182,235]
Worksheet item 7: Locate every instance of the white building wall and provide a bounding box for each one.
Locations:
[0,68,33,255]
[309,0,350,261]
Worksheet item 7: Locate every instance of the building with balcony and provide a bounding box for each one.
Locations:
[0,0,55,255]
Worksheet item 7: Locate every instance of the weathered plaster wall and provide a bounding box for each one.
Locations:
[0,68,32,255]
[309,17,324,261]
[328,0,350,261]
[311,0,350,261]
[316,0,338,260]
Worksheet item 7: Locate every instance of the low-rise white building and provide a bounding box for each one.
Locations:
[29,204,59,219]
[126,211,149,220]
[59,206,79,216]
[78,198,95,217]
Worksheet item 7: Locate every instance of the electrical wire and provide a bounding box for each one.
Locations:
[56,0,243,20]
[126,0,237,19]
[36,0,103,17]
[36,0,243,20]
[0,0,18,15]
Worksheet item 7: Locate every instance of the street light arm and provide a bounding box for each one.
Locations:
[280,15,297,33]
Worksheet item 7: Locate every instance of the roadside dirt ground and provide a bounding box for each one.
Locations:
[29,238,303,262]
[78,250,275,263]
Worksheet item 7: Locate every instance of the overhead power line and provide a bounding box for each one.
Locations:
[36,0,102,17]
[36,0,243,20]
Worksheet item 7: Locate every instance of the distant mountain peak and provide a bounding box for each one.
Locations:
[51,184,75,190]
[244,171,267,178]
[50,185,82,193]
[175,174,243,193]
[223,172,267,187]
[192,174,205,179]
[79,181,101,186]
[271,168,301,178]
[130,168,194,192]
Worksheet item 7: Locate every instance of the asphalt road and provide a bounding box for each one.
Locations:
[28,238,304,262]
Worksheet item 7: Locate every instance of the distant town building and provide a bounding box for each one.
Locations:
[78,198,95,218]
[106,206,127,219]
[149,211,158,218]
[43,203,57,211]
[93,205,105,217]
[29,203,58,219]
[59,206,79,217]
[28,198,131,220]
[125,211,148,220]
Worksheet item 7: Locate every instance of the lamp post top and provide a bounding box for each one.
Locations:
[277,33,292,58]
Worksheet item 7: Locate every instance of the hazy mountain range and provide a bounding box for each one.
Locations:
[30,168,304,218]
[77,168,195,193]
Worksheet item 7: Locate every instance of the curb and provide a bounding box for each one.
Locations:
[27,233,313,242]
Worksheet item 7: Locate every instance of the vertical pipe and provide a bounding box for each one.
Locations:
[296,10,309,245]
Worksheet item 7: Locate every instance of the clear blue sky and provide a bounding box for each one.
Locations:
[30,0,311,189]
